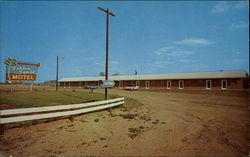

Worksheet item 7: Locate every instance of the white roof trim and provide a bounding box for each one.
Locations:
[59,70,247,82]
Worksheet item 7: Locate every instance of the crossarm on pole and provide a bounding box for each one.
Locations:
[97,7,115,16]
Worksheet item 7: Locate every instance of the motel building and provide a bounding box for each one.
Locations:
[59,70,248,90]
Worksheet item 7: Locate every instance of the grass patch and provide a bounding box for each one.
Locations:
[0,84,55,92]
[0,89,143,110]
[0,90,108,109]
[0,84,144,110]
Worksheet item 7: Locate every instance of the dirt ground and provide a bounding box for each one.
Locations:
[0,89,249,157]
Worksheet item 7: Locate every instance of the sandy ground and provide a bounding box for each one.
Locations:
[0,89,249,157]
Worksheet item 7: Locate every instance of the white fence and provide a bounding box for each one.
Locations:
[0,97,124,135]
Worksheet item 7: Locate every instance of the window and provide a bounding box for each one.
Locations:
[179,80,184,89]
[145,81,150,89]
[119,81,123,88]
[136,81,140,86]
[167,81,171,89]
[198,80,204,84]
[206,80,212,89]
[230,80,236,86]
[221,80,227,90]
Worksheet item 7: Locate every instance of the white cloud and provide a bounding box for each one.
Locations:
[151,46,195,70]
[232,58,243,64]
[235,1,248,10]
[210,1,248,14]
[152,61,173,68]
[228,22,248,30]
[95,61,103,66]
[166,50,194,57]
[175,37,214,46]
[210,2,230,14]
[154,46,175,55]
[153,46,194,58]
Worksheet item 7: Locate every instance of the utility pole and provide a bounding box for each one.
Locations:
[56,56,64,91]
[97,7,115,100]
[56,56,59,91]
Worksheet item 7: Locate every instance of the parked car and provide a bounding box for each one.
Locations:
[124,84,139,91]
[84,84,99,89]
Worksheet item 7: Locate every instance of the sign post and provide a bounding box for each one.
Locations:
[30,83,33,92]
[10,82,13,92]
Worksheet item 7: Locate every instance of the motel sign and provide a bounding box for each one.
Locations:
[4,58,40,81]
[10,74,36,80]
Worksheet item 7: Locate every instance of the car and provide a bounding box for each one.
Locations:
[124,84,139,91]
[84,84,99,89]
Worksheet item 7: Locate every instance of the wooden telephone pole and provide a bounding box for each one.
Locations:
[97,7,115,100]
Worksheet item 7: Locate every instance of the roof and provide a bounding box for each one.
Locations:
[59,70,247,82]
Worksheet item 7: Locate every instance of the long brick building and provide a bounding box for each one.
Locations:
[59,70,248,90]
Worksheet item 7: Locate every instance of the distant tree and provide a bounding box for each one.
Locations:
[112,72,121,76]
[99,72,105,76]
[44,80,56,85]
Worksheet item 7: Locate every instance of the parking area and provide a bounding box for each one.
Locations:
[0,89,249,156]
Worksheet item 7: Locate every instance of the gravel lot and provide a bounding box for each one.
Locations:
[0,89,249,156]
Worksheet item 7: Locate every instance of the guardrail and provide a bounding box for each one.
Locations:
[0,97,124,136]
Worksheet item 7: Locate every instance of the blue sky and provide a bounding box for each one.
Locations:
[0,1,249,83]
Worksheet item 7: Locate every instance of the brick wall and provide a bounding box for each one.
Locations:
[112,78,246,90]
[60,77,246,90]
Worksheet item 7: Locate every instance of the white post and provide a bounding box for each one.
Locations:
[30,83,33,92]
[10,81,13,92]
[10,82,13,92]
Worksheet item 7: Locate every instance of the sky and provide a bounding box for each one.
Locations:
[0,1,249,83]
